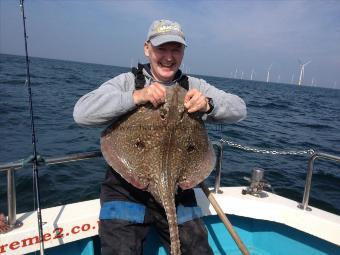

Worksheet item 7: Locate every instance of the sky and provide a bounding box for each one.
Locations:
[1,0,340,88]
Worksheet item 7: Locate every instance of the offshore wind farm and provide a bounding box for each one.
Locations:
[298,60,312,86]
[1,1,339,89]
[224,58,326,88]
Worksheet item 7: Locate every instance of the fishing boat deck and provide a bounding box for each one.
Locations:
[195,187,340,245]
[1,186,339,255]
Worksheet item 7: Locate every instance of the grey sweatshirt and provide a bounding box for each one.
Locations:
[73,68,247,126]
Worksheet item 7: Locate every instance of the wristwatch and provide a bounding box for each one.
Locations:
[206,97,214,114]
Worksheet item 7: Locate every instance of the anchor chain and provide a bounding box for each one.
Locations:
[220,138,315,156]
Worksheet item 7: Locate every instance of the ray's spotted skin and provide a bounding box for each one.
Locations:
[101,84,216,255]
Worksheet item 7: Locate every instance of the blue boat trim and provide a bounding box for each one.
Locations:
[99,201,145,223]
[144,214,340,255]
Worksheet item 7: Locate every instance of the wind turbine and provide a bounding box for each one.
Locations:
[291,74,294,84]
[266,64,272,83]
[298,60,311,86]
[277,74,281,83]
[234,68,238,79]
[241,71,244,80]
[250,69,255,80]
[181,63,190,74]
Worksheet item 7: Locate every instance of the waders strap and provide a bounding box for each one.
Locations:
[131,63,146,90]
[178,75,189,90]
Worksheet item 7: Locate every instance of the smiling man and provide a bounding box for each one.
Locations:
[74,19,246,255]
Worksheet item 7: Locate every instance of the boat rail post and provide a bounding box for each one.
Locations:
[298,152,340,211]
[7,168,19,227]
[298,154,316,211]
[212,141,223,194]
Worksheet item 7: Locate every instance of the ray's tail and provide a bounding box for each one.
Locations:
[163,192,181,255]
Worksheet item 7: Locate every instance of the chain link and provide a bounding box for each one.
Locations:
[219,138,315,156]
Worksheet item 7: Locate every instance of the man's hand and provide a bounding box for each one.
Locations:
[133,82,166,108]
[184,88,210,113]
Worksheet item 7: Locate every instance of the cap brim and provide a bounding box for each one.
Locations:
[150,35,187,47]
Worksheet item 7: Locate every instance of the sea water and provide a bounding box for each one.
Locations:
[0,54,339,215]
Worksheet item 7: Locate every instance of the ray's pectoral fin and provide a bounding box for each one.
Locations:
[101,132,153,190]
[178,141,216,190]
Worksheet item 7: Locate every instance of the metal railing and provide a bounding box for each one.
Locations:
[0,151,102,172]
[1,142,339,230]
[0,151,102,229]
[218,138,340,211]
[212,141,223,194]
[0,145,225,230]
[6,168,18,228]
[298,152,340,211]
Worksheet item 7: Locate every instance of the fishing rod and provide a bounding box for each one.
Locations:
[19,0,45,254]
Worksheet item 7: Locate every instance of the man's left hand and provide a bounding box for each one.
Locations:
[184,89,210,113]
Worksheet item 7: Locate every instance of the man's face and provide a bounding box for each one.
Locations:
[144,41,185,82]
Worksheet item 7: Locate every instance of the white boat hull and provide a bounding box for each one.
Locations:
[1,187,339,255]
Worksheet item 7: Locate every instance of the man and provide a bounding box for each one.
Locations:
[74,19,246,255]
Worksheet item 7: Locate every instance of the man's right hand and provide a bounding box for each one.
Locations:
[133,82,166,108]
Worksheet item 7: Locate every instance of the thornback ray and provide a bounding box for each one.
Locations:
[101,84,216,255]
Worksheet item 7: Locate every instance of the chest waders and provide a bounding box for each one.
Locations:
[98,64,213,255]
[100,64,202,223]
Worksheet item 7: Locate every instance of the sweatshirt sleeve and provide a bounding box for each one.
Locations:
[188,76,247,124]
[73,72,137,126]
